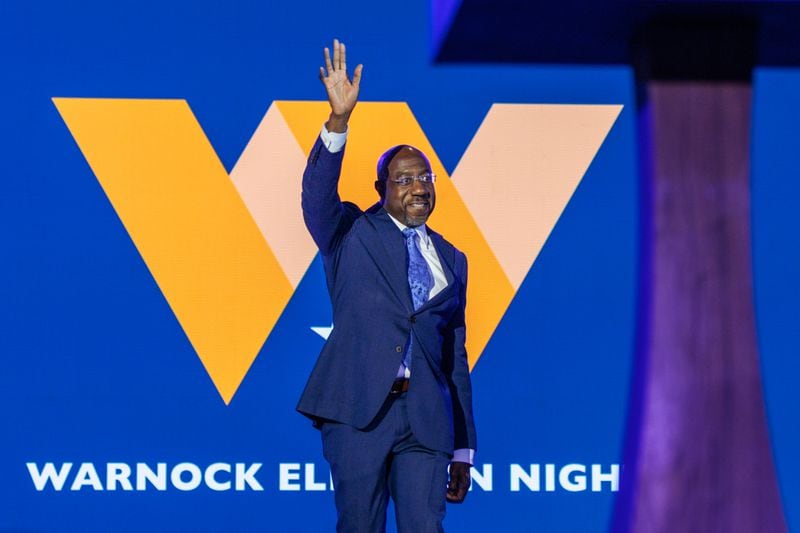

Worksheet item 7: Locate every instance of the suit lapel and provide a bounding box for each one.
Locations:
[428,229,456,285]
[417,229,457,311]
[360,206,459,314]
[360,205,414,313]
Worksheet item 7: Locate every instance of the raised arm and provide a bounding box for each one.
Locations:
[301,39,364,255]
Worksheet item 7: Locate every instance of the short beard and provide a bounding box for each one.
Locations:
[403,213,428,228]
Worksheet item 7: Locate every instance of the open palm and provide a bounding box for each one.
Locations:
[320,39,363,118]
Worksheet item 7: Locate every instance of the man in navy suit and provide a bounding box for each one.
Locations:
[297,39,477,533]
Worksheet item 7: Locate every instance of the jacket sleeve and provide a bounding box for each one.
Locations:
[443,252,478,451]
[301,136,360,256]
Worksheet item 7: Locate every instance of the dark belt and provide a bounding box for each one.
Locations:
[390,378,410,394]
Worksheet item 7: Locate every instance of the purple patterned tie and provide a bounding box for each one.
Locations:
[402,227,433,370]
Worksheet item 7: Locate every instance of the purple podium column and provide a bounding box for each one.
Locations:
[431,3,800,530]
[628,82,786,533]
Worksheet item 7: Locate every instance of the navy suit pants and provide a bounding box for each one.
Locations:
[320,392,451,533]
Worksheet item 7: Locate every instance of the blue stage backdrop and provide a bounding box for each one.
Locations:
[0,1,637,531]
[752,67,800,533]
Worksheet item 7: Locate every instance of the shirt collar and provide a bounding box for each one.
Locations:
[385,211,431,249]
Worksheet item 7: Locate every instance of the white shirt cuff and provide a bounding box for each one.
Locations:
[320,123,347,153]
[452,448,474,465]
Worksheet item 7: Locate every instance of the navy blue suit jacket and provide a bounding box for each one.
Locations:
[296,137,477,455]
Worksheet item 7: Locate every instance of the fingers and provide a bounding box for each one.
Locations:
[332,38,340,71]
[323,46,333,77]
[322,39,361,85]
[446,480,468,503]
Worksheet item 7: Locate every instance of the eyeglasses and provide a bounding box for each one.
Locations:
[389,173,437,187]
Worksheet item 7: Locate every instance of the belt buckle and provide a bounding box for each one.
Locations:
[390,378,409,395]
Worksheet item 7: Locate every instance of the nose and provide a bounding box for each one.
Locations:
[410,178,431,195]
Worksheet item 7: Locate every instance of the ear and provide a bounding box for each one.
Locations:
[374,180,385,200]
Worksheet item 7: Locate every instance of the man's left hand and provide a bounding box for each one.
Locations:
[446,461,471,503]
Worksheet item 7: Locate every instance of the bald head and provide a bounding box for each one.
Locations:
[376,145,431,190]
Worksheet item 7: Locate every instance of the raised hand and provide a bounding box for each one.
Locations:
[320,38,363,133]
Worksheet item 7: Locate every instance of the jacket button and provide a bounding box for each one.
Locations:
[395,345,403,352]
[410,316,416,324]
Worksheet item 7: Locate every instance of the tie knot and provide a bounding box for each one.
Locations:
[402,227,416,241]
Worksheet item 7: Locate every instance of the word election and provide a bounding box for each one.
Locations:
[28,462,619,493]
[280,463,620,493]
